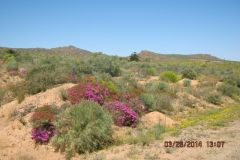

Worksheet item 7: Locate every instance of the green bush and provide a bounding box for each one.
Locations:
[183,79,191,87]
[217,84,240,98]
[222,74,240,87]
[143,81,159,93]
[6,81,27,104]
[147,67,157,76]
[158,81,169,92]
[181,69,197,80]
[25,65,68,94]
[6,55,16,63]
[181,94,197,108]
[160,71,179,83]
[51,100,113,160]
[154,94,173,112]
[6,60,18,71]
[83,55,122,77]
[140,93,155,111]
[205,93,221,105]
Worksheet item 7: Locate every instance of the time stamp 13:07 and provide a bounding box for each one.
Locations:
[164,141,225,148]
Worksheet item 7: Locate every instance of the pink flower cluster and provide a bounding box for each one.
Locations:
[67,82,109,105]
[9,70,17,76]
[30,126,56,142]
[19,68,27,75]
[104,101,139,127]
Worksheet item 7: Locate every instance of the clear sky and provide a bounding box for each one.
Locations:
[0,0,240,61]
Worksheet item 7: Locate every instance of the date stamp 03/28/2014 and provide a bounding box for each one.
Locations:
[164,141,225,148]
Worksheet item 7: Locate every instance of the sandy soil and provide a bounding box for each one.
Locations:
[0,82,239,160]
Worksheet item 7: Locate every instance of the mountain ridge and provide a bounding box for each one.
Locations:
[0,46,222,61]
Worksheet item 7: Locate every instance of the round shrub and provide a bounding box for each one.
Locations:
[147,67,157,76]
[154,94,173,112]
[183,79,191,87]
[140,93,155,111]
[181,69,197,80]
[160,71,179,83]
[222,75,240,87]
[205,93,221,105]
[6,60,18,71]
[26,65,68,94]
[217,84,240,98]
[51,100,113,159]
[158,81,169,92]
[104,101,139,127]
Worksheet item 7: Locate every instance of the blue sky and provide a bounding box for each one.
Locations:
[0,0,240,61]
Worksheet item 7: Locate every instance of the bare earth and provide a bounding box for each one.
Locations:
[0,83,239,160]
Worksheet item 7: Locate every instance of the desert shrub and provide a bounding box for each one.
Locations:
[181,69,197,80]
[140,93,155,111]
[84,75,94,82]
[158,81,169,92]
[67,82,109,105]
[30,105,59,128]
[181,94,197,108]
[205,93,221,105]
[83,55,122,76]
[147,67,157,76]
[168,84,180,98]
[25,65,68,94]
[160,71,179,83]
[199,81,216,88]
[143,81,159,93]
[128,87,145,98]
[104,101,139,127]
[6,81,27,104]
[183,79,191,87]
[51,100,113,159]
[186,87,204,99]
[6,60,18,71]
[98,79,119,93]
[217,84,240,98]
[222,74,240,87]
[6,55,16,63]
[154,93,173,112]
[59,88,67,101]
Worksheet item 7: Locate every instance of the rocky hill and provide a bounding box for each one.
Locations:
[138,50,222,61]
[0,45,93,58]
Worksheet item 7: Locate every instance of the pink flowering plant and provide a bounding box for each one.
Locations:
[67,82,109,105]
[30,125,56,142]
[118,93,145,116]
[9,70,17,76]
[30,105,59,143]
[104,101,139,127]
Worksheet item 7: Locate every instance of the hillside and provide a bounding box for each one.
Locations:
[138,50,222,61]
[0,46,223,61]
[0,45,93,58]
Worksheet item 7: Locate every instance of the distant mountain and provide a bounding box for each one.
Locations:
[138,50,222,61]
[0,46,222,61]
[0,45,93,58]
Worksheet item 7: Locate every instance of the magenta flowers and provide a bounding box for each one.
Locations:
[30,125,56,142]
[67,82,109,105]
[104,101,139,127]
